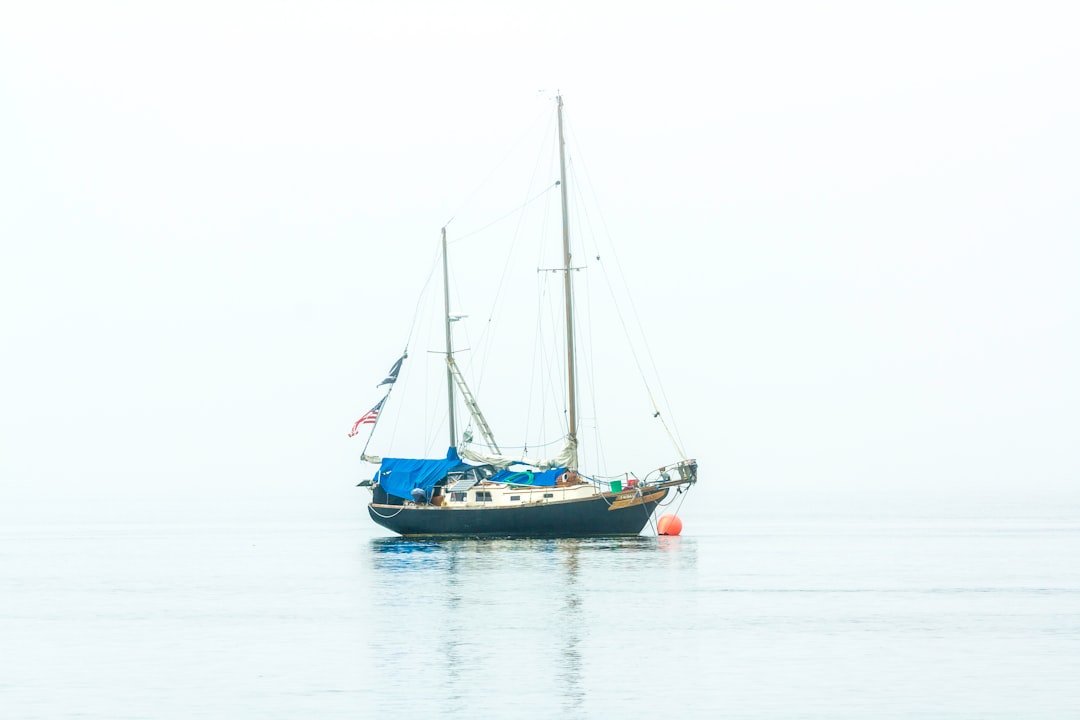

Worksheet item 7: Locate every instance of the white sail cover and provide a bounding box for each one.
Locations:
[458,435,578,470]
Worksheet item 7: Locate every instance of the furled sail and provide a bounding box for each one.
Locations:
[458,435,577,470]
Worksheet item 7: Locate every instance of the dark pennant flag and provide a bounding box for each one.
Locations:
[377,354,407,387]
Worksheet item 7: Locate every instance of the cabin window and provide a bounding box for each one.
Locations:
[543,493,554,498]
[451,492,467,502]
[510,495,521,501]
[475,491,492,502]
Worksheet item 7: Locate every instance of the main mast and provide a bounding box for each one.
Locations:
[556,94,578,452]
[442,226,457,447]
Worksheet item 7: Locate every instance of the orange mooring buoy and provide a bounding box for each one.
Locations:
[657,514,683,536]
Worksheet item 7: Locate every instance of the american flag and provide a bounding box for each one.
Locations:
[348,397,385,437]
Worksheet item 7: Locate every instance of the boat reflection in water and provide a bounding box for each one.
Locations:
[364,535,697,717]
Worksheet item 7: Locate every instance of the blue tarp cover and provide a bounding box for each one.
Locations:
[489,467,566,486]
[376,447,470,501]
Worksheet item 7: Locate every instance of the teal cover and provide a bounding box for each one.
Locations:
[489,467,564,486]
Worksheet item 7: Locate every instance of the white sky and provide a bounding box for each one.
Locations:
[2,1,1078,523]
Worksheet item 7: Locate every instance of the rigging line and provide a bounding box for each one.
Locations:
[563,150,606,472]
[523,269,546,443]
[565,121,684,452]
[582,253,608,474]
[534,273,551,449]
[534,252,562,450]
[424,292,452,455]
[371,243,438,462]
[424,277,452,453]
[443,104,551,227]
[647,507,659,536]
[449,182,559,244]
[673,485,692,515]
[425,405,452,457]
[563,150,591,468]
[530,175,559,449]
[631,487,659,536]
[535,269,563,448]
[546,116,572,440]
[447,246,476,405]
[544,267,569,437]
[565,122,687,457]
[466,112,557,396]
[655,487,681,508]
[381,341,410,460]
[405,246,444,352]
[491,435,569,451]
[455,112,557,410]
[584,213,687,458]
[359,382,397,461]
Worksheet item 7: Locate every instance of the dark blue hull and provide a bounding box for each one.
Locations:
[368,490,669,538]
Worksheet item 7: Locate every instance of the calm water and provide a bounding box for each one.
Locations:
[2,503,1079,718]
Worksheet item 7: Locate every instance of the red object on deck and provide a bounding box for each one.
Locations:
[657,514,683,536]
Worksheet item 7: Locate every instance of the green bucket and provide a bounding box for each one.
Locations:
[610,480,623,493]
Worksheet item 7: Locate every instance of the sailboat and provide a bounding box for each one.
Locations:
[355,95,697,537]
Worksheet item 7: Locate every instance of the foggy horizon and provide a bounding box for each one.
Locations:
[3,3,1078,525]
